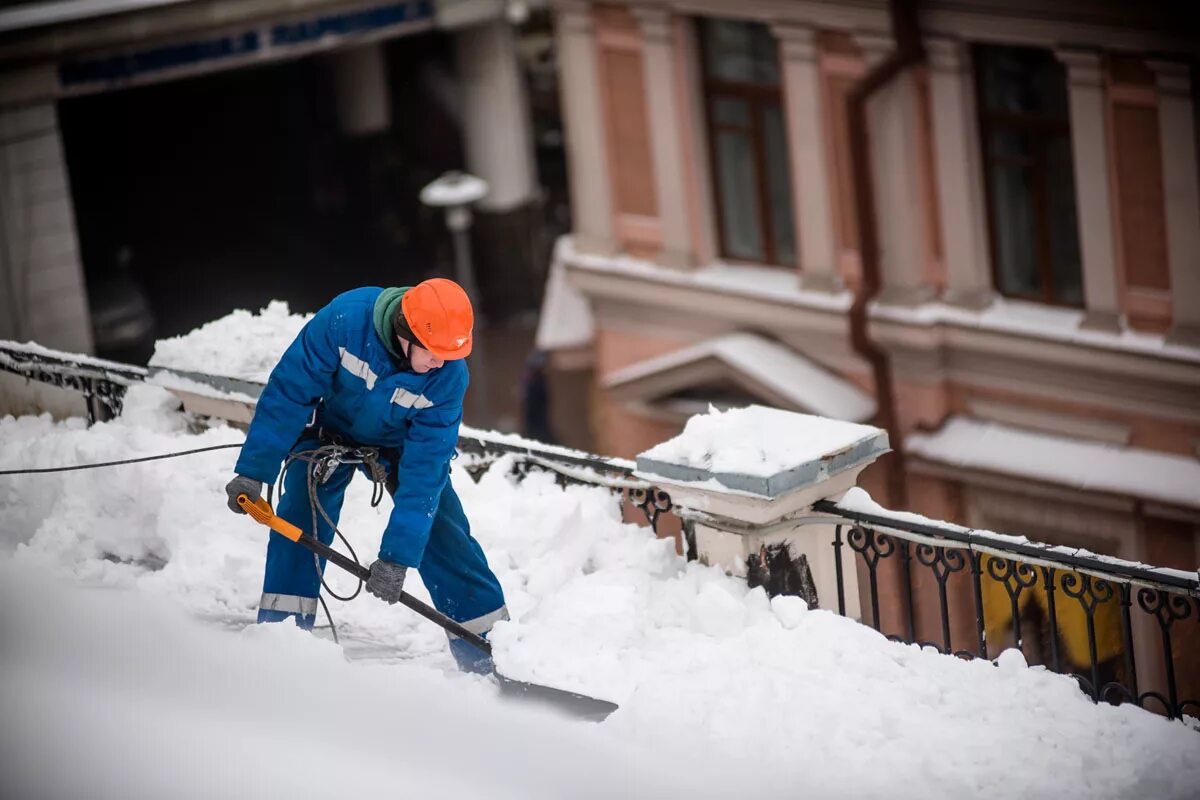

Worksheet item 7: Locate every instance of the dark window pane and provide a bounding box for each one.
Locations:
[977,45,1069,119]
[989,163,1040,298]
[714,129,763,260]
[1044,135,1084,305]
[763,104,796,265]
[977,44,1082,306]
[989,129,1031,161]
[712,97,750,128]
[701,19,780,86]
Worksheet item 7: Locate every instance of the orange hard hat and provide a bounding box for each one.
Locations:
[401,278,474,360]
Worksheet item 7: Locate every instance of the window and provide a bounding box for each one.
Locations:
[975,45,1083,306]
[699,19,795,266]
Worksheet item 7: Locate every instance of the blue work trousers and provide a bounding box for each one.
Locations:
[257,442,507,673]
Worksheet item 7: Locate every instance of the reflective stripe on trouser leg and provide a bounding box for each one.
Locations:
[446,605,511,640]
[448,606,510,675]
[258,445,355,630]
[414,482,508,674]
[258,593,319,629]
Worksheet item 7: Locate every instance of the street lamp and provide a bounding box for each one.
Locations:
[420,170,490,424]
[420,170,489,321]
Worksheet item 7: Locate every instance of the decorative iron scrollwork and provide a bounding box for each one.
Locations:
[847,525,894,567]
[628,486,673,536]
[915,544,966,584]
[1060,572,1115,614]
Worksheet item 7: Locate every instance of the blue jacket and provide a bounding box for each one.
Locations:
[235,287,468,568]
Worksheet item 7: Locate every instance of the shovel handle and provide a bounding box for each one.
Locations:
[234,493,491,654]
[238,495,302,542]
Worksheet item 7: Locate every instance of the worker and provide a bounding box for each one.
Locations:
[223,279,506,673]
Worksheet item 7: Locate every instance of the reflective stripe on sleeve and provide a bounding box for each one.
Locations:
[260,592,319,617]
[338,347,378,390]
[391,388,434,409]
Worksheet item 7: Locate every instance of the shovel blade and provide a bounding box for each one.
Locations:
[493,672,618,722]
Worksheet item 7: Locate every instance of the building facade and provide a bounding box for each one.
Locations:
[537,0,1200,687]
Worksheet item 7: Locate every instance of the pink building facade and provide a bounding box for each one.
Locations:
[537,0,1200,684]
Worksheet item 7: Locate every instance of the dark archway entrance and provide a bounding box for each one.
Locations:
[60,33,463,364]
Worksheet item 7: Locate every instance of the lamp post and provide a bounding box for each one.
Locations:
[421,170,490,423]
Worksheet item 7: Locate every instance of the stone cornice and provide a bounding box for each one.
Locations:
[565,248,1200,424]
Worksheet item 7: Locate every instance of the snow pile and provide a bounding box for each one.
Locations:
[0,561,715,800]
[2,391,1198,798]
[639,404,880,477]
[149,301,310,382]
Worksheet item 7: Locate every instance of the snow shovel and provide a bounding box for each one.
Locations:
[236,494,618,722]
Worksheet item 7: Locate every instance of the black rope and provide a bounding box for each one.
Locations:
[0,436,386,647]
[277,442,392,643]
[0,443,244,475]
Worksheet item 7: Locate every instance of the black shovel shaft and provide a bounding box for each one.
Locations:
[295,532,492,655]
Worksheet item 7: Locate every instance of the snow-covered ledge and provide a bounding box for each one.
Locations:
[634,406,889,620]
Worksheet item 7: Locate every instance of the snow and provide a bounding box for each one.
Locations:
[420,172,489,207]
[561,236,854,315]
[534,243,594,351]
[2,390,1198,798]
[603,332,876,422]
[870,295,1200,364]
[148,301,310,382]
[639,405,882,478]
[907,416,1200,511]
[0,562,711,800]
[0,338,149,377]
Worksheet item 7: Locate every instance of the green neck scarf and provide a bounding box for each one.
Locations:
[372,286,410,361]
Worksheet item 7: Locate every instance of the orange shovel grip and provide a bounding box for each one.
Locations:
[237,494,303,542]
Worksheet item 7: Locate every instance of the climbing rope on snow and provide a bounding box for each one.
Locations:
[0,443,245,475]
[274,441,392,643]
[0,436,381,646]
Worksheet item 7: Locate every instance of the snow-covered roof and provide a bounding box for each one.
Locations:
[604,332,876,423]
[872,295,1200,365]
[561,236,854,314]
[907,416,1200,510]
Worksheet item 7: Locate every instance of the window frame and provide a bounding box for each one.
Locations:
[697,20,794,267]
[973,45,1083,308]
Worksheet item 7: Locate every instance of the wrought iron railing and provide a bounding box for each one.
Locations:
[0,341,146,424]
[4,340,1197,721]
[816,500,1200,721]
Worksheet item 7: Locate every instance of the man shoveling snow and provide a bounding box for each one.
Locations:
[224,279,507,674]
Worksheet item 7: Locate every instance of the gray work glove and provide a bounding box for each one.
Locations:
[225,475,263,514]
[365,559,408,604]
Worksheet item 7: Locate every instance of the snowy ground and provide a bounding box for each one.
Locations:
[2,386,1198,798]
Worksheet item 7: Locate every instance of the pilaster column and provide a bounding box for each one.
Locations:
[773,23,838,292]
[1148,60,1200,346]
[329,43,391,137]
[0,102,92,352]
[927,38,994,309]
[854,32,935,306]
[553,0,617,255]
[1058,49,1121,332]
[455,20,537,211]
[634,4,693,269]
